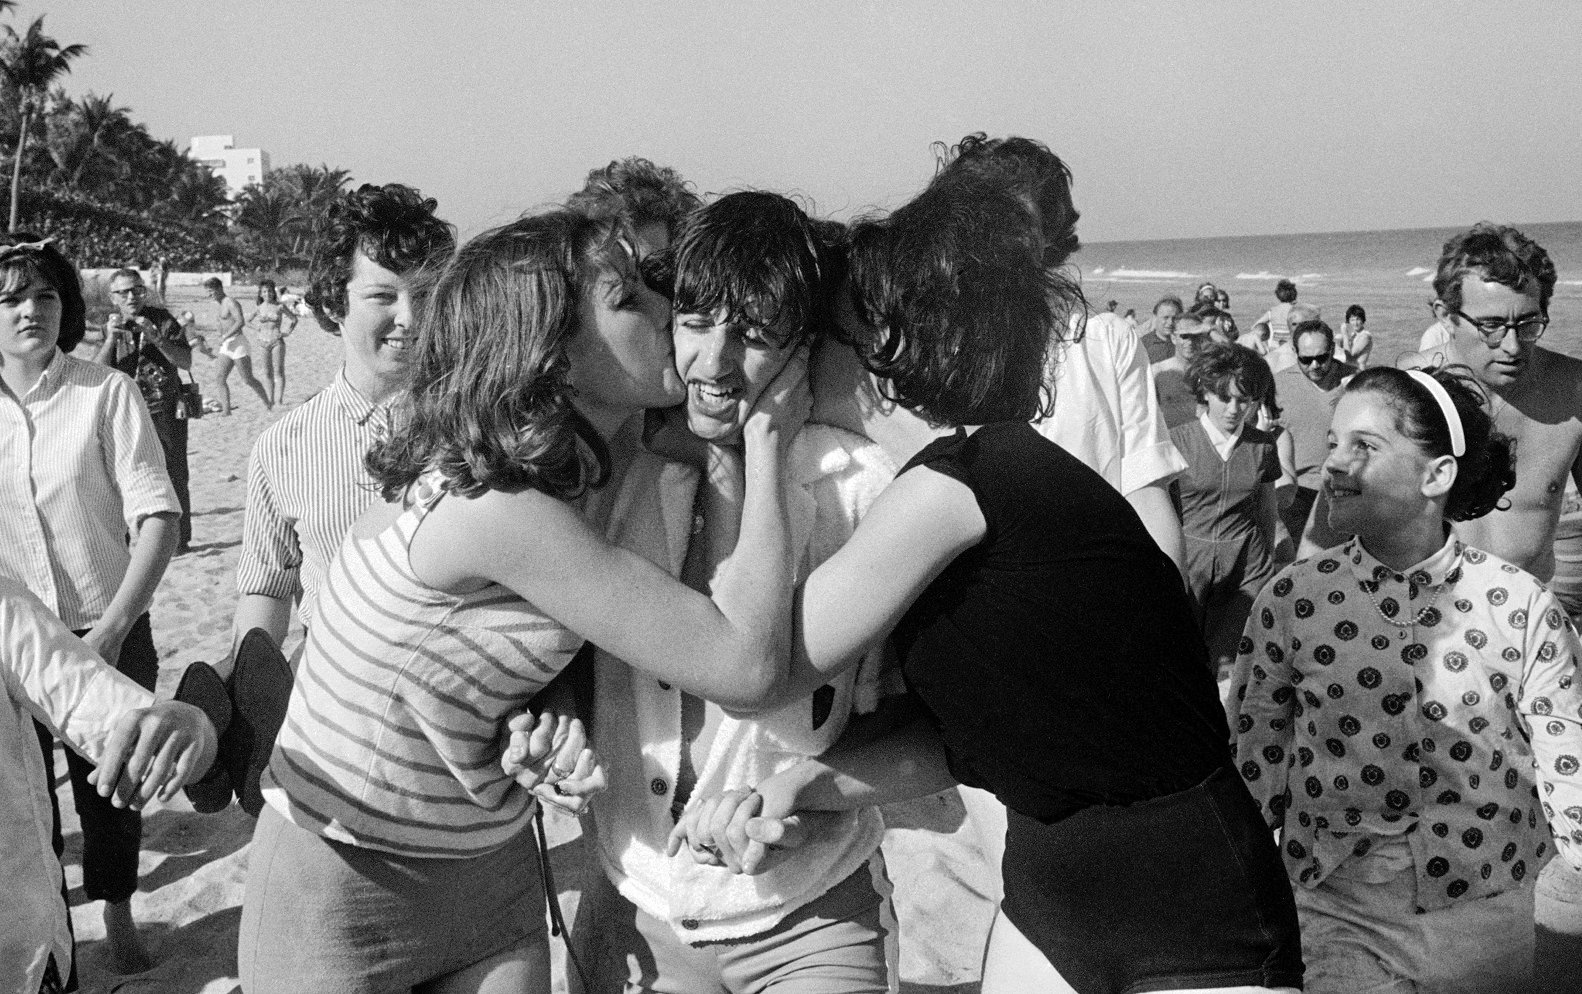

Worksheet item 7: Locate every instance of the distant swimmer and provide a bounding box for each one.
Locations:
[1253,277,1299,347]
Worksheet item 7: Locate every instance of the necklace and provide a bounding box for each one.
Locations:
[1360,574,1445,629]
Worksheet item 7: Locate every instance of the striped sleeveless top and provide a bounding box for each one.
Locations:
[262,475,583,857]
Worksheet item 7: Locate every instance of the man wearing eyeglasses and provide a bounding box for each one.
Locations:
[1275,317,1356,555]
[94,269,193,552]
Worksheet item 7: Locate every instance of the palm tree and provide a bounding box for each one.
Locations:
[1,15,87,230]
[234,181,303,270]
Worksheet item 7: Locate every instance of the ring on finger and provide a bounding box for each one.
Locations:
[693,842,722,858]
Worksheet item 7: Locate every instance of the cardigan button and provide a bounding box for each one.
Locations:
[650,777,668,796]
[681,918,699,930]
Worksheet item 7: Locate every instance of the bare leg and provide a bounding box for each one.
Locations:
[103,898,153,974]
[213,354,235,415]
[269,340,287,404]
[234,355,274,410]
[417,938,551,994]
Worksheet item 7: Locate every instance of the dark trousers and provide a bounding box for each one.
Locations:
[149,407,191,546]
[33,613,159,905]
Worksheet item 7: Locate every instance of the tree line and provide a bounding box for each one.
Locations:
[0,4,352,274]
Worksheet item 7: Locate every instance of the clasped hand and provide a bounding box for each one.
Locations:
[499,712,607,815]
[664,784,823,875]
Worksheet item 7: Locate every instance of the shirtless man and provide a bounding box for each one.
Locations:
[1303,223,1579,583]
[204,277,272,413]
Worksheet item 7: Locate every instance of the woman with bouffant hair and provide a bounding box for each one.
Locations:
[240,206,805,994]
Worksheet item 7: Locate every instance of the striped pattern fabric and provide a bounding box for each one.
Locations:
[235,369,386,630]
[0,353,179,628]
[263,478,582,856]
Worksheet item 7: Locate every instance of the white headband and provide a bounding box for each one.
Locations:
[1406,370,1466,457]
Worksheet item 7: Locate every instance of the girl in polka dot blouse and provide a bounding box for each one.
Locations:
[1229,364,1582,992]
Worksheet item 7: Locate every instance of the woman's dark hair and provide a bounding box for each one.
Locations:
[1344,365,1515,521]
[0,233,86,352]
[305,183,456,333]
[668,191,843,350]
[256,278,277,305]
[844,177,1075,426]
[366,208,634,503]
[566,156,701,239]
[930,132,1079,269]
[1433,221,1556,316]
[1185,343,1274,408]
[1344,303,1366,324]
[1274,279,1298,303]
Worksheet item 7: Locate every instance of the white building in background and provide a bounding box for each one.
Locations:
[189,135,269,197]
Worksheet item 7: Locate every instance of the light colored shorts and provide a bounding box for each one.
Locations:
[217,333,249,361]
[1294,834,1535,993]
[571,852,897,994]
[238,803,547,994]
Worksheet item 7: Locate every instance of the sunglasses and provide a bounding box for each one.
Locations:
[1296,353,1331,366]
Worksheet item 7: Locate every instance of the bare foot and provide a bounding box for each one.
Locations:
[103,899,153,974]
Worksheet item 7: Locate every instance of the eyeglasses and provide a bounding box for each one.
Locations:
[1452,309,1548,347]
[1296,353,1331,366]
[110,285,147,297]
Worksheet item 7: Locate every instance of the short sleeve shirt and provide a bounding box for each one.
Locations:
[1229,537,1582,911]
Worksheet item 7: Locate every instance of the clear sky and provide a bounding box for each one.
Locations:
[30,0,1582,242]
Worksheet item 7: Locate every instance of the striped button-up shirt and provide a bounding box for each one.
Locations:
[235,368,387,630]
[0,353,179,630]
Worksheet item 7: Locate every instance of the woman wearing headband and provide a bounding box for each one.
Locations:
[1228,365,1582,991]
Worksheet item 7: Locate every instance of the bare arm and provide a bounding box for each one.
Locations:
[219,593,295,680]
[1126,483,1186,579]
[416,417,795,710]
[81,513,178,667]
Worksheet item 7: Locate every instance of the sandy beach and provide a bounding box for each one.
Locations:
[47,286,1582,994]
[49,283,1000,994]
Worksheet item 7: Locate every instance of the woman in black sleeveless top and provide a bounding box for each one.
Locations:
[670,166,1303,994]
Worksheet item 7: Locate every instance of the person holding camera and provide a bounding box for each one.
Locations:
[94,267,195,553]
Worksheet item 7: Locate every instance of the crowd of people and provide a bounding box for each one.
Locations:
[3,133,1582,994]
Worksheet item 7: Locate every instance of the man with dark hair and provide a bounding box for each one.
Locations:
[1253,277,1300,347]
[178,183,455,814]
[1274,318,1355,552]
[94,267,194,551]
[1152,310,1216,428]
[558,190,902,992]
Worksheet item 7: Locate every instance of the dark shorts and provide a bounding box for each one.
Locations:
[1001,765,1303,994]
[238,804,546,994]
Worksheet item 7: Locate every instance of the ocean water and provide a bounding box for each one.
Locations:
[1074,221,1582,361]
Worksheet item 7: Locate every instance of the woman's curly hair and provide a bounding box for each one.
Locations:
[843,178,1079,426]
[305,183,455,333]
[366,208,635,503]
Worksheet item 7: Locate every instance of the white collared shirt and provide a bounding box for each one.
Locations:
[1199,409,1243,462]
[0,353,179,629]
[1,579,153,994]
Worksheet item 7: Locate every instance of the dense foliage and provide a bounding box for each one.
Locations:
[0,6,351,273]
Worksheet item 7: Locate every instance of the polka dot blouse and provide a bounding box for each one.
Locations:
[1229,536,1582,911]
